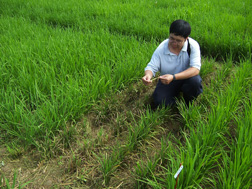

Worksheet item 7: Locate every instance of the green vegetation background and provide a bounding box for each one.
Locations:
[1,0,251,152]
[1,0,252,188]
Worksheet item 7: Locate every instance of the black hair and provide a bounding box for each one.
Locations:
[169,20,191,38]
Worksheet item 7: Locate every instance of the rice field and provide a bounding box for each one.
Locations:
[0,0,251,188]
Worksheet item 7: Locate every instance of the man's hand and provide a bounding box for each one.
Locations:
[142,74,152,85]
[159,74,173,85]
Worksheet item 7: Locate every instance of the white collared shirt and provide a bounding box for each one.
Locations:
[144,37,201,77]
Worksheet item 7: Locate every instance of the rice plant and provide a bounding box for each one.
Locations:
[0,171,31,189]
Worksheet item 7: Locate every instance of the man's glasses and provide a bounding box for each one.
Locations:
[169,36,184,44]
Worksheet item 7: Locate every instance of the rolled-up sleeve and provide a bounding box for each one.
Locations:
[189,40,201,70]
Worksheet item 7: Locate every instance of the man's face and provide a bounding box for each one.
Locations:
[168,33,187,50]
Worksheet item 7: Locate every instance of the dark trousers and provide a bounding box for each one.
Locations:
[152,75,203,107]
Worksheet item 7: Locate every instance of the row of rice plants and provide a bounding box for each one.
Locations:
[215,97,252,188]
[1,0,251,60]
[214,62,252,188]
[94,107,170,186]
[131,60,252,188]
[0,16,156,153]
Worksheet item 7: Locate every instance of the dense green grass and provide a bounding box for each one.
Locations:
[0,0,252,188]
[1,0,251,59]
[0,16,154,152]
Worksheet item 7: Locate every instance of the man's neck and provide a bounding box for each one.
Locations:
[168,44,182,55]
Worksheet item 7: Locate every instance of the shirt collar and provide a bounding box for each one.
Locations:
[181,40,188,52]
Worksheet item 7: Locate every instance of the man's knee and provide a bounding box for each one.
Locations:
[152,89,176,108]
[181,75,203,97]
[187,75,202,87]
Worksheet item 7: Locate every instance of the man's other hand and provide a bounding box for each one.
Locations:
[159,74,173,85]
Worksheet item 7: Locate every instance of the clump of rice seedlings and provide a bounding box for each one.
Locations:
[0,170,31,189]
[199,58,216,80]
[126,109,166,151]
[134,156,159,188]
[137,136,180,188]
[94,149,123,186]
[5,143,24,159]
[67,153,82,174]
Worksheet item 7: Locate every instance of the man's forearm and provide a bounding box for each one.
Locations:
[174,67,200,80]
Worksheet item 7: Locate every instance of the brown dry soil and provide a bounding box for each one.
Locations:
[0,79,186,188]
